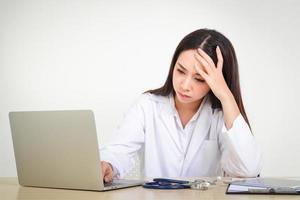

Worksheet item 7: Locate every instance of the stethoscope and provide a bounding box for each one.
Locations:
[142,178,218,190]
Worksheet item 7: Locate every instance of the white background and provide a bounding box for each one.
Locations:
[1,0,299,177]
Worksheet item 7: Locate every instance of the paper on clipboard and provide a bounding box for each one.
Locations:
[226,177,300,194]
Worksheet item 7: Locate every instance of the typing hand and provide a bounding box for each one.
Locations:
[101,161,113,183]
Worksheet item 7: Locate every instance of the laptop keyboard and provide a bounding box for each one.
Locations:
[104,179,143,189]
[104,181,125,187]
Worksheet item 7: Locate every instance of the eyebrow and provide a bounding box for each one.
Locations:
[177,63,187,71]
[177,62,204,79]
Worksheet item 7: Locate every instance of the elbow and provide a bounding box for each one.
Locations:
[223,162,262,178]
[222,152,263,178]
[235,163,262,178]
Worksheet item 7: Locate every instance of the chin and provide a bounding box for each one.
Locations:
[179,98,195,104]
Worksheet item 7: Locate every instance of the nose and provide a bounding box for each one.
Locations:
[181,77,192,91]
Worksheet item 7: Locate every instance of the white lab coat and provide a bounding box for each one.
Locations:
[100,93,262,178]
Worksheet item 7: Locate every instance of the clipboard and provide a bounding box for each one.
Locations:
[226,178,300,195]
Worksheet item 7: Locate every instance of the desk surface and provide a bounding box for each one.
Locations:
[1,177,299,200]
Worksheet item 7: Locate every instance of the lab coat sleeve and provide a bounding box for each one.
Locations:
[218,113,262,177]
[100,95,146,178]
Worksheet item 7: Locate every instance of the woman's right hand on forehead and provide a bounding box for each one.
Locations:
[194,46,229,101]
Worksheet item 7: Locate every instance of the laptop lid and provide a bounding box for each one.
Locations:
[9,110,105,191]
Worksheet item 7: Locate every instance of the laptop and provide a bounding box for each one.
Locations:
[9,110,144,191]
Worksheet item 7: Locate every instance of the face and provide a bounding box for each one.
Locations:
[172,49,210,105]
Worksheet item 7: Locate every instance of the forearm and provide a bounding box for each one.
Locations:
[220,89,240,130]
[219,115,262,177]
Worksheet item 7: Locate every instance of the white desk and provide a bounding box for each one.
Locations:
[1,177,299,200]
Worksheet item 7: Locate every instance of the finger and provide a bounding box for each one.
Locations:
[104,172,113,183]
[194,53,212,74]
[197,48,216,69]
[101,161,106,178]
[105,163,114,182]
[101,162,113,183]
[105,168,113,182]
[103,170,113,183]
[194,63,209,81]
[216,46,223,70]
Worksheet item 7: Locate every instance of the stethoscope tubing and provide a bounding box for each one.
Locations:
[142,182,189,189]
[142,178,191,189]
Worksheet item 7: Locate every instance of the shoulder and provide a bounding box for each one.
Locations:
[134,92,169,106]
[211,106,224,125]
[203,96,224,128]
[212,108,223,118]
[129,92,170,115]
[204,95,224,119]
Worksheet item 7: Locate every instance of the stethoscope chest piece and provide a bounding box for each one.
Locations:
[190,181,211,190]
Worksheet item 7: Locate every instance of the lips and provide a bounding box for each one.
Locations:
[178,92,191,98]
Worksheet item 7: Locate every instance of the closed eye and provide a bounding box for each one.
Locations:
[195,78,205,82]
[177,69,185,74]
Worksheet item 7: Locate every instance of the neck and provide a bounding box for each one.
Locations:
[174,95,204,113]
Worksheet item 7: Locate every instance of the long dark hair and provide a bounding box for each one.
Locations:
[146,29,251,129]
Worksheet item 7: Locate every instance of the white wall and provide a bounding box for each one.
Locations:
[1,0,300,177]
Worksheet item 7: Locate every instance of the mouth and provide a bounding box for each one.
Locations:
[178,92,191,99]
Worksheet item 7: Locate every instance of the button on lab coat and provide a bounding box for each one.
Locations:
[100,93,262,178]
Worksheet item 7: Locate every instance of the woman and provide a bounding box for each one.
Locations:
[100,29,262,182]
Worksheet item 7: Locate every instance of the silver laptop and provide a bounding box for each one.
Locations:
[9,110,144,191]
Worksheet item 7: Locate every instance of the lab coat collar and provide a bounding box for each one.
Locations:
[169,94,205,123]
[152,93,208,116]
[157,93,213,157]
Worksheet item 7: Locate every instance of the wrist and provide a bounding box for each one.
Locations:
[219,88,234,103]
